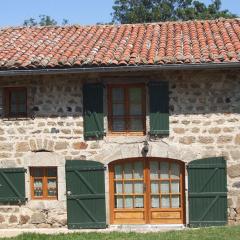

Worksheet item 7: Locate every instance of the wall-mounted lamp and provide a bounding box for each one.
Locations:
[142,140,149,156]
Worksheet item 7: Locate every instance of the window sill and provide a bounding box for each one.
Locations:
[105,135,147,144]
[31,198,58,201]
[2,117,32,121]
[26,199,65,209]
[107,132,146,137]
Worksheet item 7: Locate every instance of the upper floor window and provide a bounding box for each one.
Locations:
[4,87,27,118]
[108,84,146,135]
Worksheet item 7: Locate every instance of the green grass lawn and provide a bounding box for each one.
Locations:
[4,226,240,240]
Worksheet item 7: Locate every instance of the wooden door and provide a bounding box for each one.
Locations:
[188,157,227,227]
[66,160,106,229]
[109,158,185,224]
[109,158,147,224]
[148,159,185,224]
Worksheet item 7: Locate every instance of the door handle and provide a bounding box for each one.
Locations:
[67,190,72,196]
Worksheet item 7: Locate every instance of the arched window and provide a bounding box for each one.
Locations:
[109,158,185,224]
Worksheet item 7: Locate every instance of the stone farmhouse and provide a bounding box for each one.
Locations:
[0,18,239,229]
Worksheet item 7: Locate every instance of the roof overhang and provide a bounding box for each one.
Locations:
[0,63,239,77]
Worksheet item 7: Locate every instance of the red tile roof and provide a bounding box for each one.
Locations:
[0,18,240,70]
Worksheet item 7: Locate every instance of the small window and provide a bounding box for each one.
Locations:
[4,87,27,118]
[108,85,146,134]
[30,167,58,200]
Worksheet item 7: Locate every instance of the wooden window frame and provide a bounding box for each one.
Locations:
[30,167,58,200]
[149,161,182,209]
[107,84,146,135]
[4,87,28,118]
[112,159,145,209]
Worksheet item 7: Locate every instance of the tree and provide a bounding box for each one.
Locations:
[112,0,237,24]
[23,15,69,26]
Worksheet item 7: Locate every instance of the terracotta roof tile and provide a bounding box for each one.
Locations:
[0,18,240,70]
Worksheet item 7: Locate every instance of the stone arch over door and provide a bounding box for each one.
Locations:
[92,141,200,165]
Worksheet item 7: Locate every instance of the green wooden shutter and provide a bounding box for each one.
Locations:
[188,157,227,227]
[83,84,104,139]
[149,82,169,136]
[0,168,26,203]
[66,160,106,229]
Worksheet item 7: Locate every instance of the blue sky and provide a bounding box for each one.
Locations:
[0,0,239,27]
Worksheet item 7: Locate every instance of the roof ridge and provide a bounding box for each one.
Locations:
[0,18,238,31]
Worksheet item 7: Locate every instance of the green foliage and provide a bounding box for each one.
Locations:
[23,15,69,26]
[62,19,69,26]
[3,226,240,240]
[112,0,238,23]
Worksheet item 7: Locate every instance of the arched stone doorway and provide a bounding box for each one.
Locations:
[109,157,185,224]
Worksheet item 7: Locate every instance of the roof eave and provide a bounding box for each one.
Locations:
[0,63,239,77]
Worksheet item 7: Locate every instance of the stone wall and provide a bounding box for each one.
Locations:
[0,69,239,227]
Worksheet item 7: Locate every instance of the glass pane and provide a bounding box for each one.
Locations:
[112,104,124,116]
[171,163,180,178]
[47,179,57,196]
[160,181,170,193]
[151,196,160,208]
[33,168,43,177]
[114,165,122,179]
[11,92,17,104]
[33,179,43,197]
[129,118,143,131]
[129,88,141,103]
[151,181,159,194]
[47,168,57,177]
[18,104,26,113]
[161,195,170,208]
[134,162,143,179]
[171,180,180,193]
[129,104,142,115]
[112,119,125,131]
[125,196,133,208]
[124,181,133,194]
[11,91,26,104]
[134,182,143,194]
[172,195,180,208]
[150,161,159,179]
[135,196,144,208]
[115,182,123,194]
[18,92,26,104]
[115,196,123,208]
[160,162,169,179]
[10,104,17,114]
[112,88,124,102]
[124,163,132,179]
